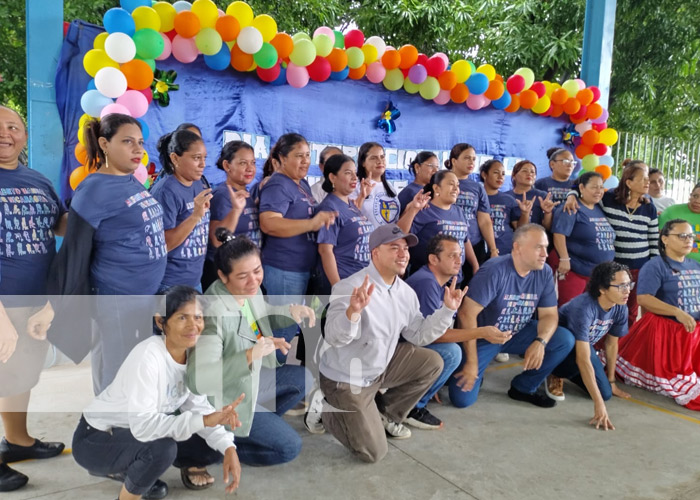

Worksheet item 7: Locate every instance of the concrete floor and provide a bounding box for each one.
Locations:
[3,356,700,500]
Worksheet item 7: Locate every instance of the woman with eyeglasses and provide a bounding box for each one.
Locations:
[615,219,700,410]
[659,182,700,264]
[545,262,632,424]
[534,147,577,204]
[201,141,261,291]
[504,160,558,230]
[552,172,616,308]
[397,152,439,215]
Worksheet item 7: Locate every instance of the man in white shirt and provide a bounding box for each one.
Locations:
[649,168,675,213]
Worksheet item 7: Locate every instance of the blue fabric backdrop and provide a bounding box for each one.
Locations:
[56,21,572,201]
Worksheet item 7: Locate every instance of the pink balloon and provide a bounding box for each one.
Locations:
[480,97,492,109]
[117,90,149,118]
[574,121,592,134]
[156,33,172,61]
[365,62,386,84]
[218,9,225,17]
[313,26,335,39]
[433,89,451,105]
[433,52,449,67]
[575,78,586,90]
[133,164,148,184]
[286,63,309,88]
[100,103,131,119]
[466,93,486,110]
[172,35,198,64]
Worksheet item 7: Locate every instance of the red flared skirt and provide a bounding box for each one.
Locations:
[616,313,700,410]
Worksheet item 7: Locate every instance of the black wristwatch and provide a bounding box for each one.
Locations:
[533,337,547,347]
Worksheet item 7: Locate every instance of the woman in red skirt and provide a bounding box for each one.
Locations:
[616,219,700,410]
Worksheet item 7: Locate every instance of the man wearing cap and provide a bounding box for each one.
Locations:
[319,223,465,463]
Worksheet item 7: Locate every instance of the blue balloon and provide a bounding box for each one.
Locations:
[603,175,619,189]
[136,118,150,141]
[204,44,231,71]
[120,0,151,13]
[329,67,350,81]
[103,8,135,36]
[270,66,287,86]
[492,91,512,110]
[466,73,489,95]
[87,79,96,90]
[80,90,114,117]
[173,1,193,12]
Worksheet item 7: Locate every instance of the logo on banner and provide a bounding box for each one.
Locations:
[377,198,400,224]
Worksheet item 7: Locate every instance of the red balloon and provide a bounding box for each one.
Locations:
[589,85,601,102]
[307,56,331,82]
[400,67,409,78]
[164,29,177,41]
[138,87,153,104]
[257,63,281,82]
[344,29,364,48]
[425,55,446,77]
[592,143,608,156]
[592,121,608,131]
[571,104,588,121]
[530,81,546,98]
[506,75,525,94]
[416,53,429,66]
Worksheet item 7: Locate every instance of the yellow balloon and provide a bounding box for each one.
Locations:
[132,6,161,32]
[599,128,619,146]
[93,32,109,50]
[251,14,277,42]
[451,60,472,83]
[562,79,580,96]
[141,151,149,165]
[532,95,551,114]
[542,81,553,96]
[152,2,176,32]
[226,1,254,28]
[77,124,87,147]
[83,49,119,77]
[361,44,378,64]
[191,0,219,29]
[78,113,92,130]
[476,64,495,81]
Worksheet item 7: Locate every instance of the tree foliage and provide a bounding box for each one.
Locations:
[0,0,698,141]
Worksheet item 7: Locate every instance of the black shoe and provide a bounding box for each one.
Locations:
[0,437,65,463]
[507,385,557,408]
[0,463,28,492]
[405,407,443,430]
[143,479,169,500]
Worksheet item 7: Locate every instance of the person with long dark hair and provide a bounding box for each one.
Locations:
[397,151,439,215]
[504,159,557,230]
[310,146,343,204]
[354,142,401,228]
[151,129,212,291]
[615,219,700,410]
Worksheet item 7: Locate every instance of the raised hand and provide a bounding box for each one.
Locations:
[537,192,559,214]
[193,188,213,219]
[516,193,534,214]
[226,185,249,213]
[443,277,467,310]
[346,274,375,319]
[410,190,431,211]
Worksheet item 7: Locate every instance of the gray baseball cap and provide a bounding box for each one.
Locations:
[368,223,419,251]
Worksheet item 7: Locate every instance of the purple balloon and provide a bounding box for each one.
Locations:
[592,108,609,124]
[408,64,427,85]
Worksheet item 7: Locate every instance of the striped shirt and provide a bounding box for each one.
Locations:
[600,191,659,269]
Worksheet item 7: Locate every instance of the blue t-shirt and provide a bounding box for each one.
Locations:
[259,172,317,272]
[398,182,422,215]
[455,178,490,244]
[206,182,261,261]
[410,202,470,275]
[552,203,616,276]
[405,264,445,317]
[0,165,64,297]
[534,177,574,205]
[150,175,210,288]
[467,255,557,335]
[71,173,167,295]
[487,191,520,255]
[638,256,700,320]
[316,194,374,279]
[504,188,548,225]
[559,293,628,344]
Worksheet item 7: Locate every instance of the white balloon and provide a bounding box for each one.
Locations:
[104,32,136,64]
[173,1,192,12]
[94,67,127,99]
[236,26,263,54]
[366,36,386,57]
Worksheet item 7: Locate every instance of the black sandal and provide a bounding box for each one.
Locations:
[180,467,214,490]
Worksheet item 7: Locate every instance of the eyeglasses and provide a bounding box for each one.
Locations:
[669,233,695,241]
[609,282,635,292]
[421,163,440,169]
[556,159,576,165]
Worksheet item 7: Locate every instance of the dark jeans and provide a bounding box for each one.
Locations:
[72,416,222,496]
[235,365,311,466]
[552,345,613,401]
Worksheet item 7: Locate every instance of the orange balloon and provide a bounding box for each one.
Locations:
[381,49,401,70]
[230,44,253,72]
[576,88,594,106]
[570,115,586,124]
[174,11,201,38]
[519,89,538,109]
[450,83,469,103]
[216,15,240,42]
[550,104,564,118]
[563,97,581,115]
[69,165,90,190]
[581,129,600,147]
[551,88,569,105]
[120,60,153,90]
[595,164,612,180]
[271,33,294,60]
[494,74,503,83]
[438,70,457,90]
[74,143,87,164]
[326,48,348,72]
[398,45,418,69]
[484,80,505,100]
[586,102,603,120]
[504,94,520,113]
[575,144,593,159]
[348,64,366,80]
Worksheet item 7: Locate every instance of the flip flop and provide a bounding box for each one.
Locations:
[180,467,214,490]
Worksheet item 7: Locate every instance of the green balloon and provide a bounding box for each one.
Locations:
[419,76,440,100]
[346,47,365,69]
[403,77,420,94]
[289,39,316,67]
[382,68,404,91]
[333,30,344,49]
[195,28,223,56]
[313,34,334,58]
[292,32,311,43]
[135,56,156,72]
[254,42,278,69]
[133,28,164,60]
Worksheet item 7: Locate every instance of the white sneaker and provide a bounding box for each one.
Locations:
[380,414,411,439]
[495,352,510,362]
[304,389,326,434]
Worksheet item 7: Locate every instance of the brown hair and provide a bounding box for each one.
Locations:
[511,160,537,187]
[614,161,649,205]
